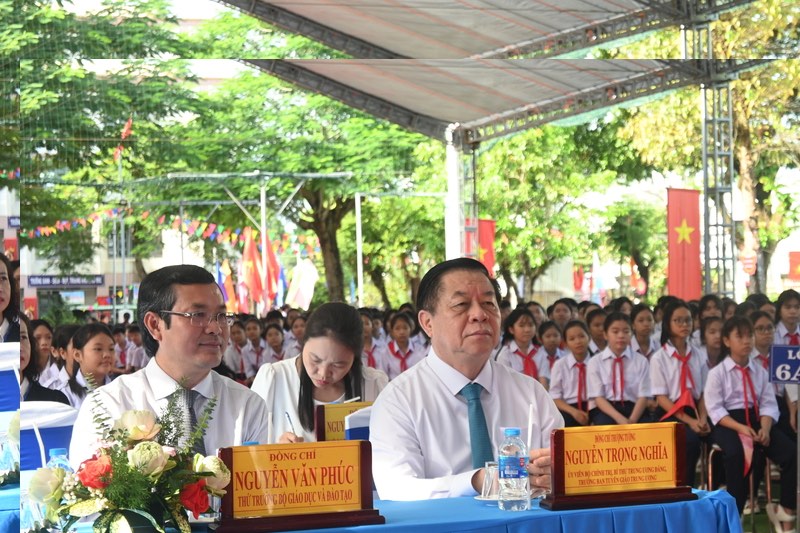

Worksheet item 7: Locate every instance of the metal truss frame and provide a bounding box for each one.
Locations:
[217,0,405,59]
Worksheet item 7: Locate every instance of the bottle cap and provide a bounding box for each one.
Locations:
[49,447,68,457]
[504,427,521,437]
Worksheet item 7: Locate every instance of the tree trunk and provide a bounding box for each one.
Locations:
[297,189,354,303]
[499,264,518,304]
[367,268,392,309]
[735,114,761,294]
[134,257,148,281]
[630,251,650,300]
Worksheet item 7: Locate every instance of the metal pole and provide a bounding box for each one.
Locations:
[260,184,268,313]
[111,216,117,322]
[179,202,185,264]
[355,193,364,306]
[445,123,462,259]
[120,205,126,322]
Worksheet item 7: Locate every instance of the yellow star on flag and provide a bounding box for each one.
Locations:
[478,245,487,261]
[674,218,695,244]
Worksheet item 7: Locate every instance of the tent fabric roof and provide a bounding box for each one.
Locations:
[222,0,757,59]
[245,59,766,147]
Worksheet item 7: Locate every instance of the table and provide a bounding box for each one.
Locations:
[0,484,20,532]
[300,490,741,533]
[71,490,742,533]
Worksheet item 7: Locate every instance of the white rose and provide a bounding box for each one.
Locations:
[193,455,231,496]
[127,441,170,478]
[114,410,161,442]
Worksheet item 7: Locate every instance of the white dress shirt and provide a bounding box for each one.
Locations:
[704,357,779,425]
[69,357,269,468]
[587,346,651,402]
[631,335,659,359]
[495,341,551,381]
[369,348,564,501]
[251,358,388,443]
[549,352,595,410]
[649,342,706,401]
[375,339,424,380]
[223,342,247,376]
[775,322,800,346]
[751,348,784,397]
[242,338,267,378]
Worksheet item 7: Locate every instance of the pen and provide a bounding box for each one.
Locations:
[343,396,361,404]
[284,411,297,435]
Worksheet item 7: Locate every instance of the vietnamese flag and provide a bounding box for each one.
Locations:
[789,252,800,281]
[477,219,496,275]
[241,227,264,303]
[667,188,702,300]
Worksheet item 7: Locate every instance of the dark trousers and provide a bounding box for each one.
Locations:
[560,403,589,428]
[657,407,702,487]
[711,409,797,514]
[590,401,637,425]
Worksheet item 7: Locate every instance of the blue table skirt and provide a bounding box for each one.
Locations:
[301,490,741,533]
[0,484,20,533]
[70,490,742,533]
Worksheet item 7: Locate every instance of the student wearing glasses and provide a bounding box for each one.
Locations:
[70,264,270,467]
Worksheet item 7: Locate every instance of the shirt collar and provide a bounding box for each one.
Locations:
[566,352,587,367]
[427,346,493,397]
[0,319,8,339]
[777,322,800,339]
[145,357,214,400]
[723,356,755,373]
[599,346,630,360]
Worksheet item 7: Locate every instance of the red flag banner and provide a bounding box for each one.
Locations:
[241,227,264,303]
[121,117,133,139]
[667,188,702,300]
[263,234,281,305]
[789,252,800,281]
[23,297,38,319]
[3,237,18,260]
[477,219,496,275]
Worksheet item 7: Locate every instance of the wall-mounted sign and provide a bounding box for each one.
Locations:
[28,275,105,288]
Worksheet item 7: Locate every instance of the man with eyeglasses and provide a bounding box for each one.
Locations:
[70,264,270,467]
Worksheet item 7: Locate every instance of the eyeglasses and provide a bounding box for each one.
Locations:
[159,310,235,329]
[671,317,693,325]
[755,325,775,334]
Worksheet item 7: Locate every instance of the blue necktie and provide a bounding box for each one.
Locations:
[460,382,494,468]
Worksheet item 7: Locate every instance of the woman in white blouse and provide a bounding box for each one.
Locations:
[252,302,388,443]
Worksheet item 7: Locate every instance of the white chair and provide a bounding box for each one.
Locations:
[344,406,372,441]
[20,401,78,471]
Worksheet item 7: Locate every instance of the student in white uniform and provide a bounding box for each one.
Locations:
[586,308,607,356]
[376,312,424,380]
[649,300,709,487]
[630,304,658,360]
[223,320,248,383]
[550,320,593,427]
[495,307,548,388]
[587,312,650,425]
[242,317,266,385]
[774,290,800,347]
[535,320,565,377]
[705,315,796,525]
[359,308,384,369]
[691,294,723,347]
[264,323,290,363]
[695,316,724,371]
[252,302,388,443]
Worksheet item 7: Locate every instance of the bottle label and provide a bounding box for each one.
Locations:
[498,456,526,479]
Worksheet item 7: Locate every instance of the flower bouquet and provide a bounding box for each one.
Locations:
[28,392,231,533]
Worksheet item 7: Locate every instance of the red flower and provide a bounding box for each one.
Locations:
[180,478,208,519]
[77,455,113,489]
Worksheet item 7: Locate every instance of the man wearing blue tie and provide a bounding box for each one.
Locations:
[370,258,564,500]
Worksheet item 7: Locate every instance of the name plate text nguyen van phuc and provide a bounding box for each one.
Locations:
[315,401,373,441]
[212,440,384,533]
[541,422,696,511]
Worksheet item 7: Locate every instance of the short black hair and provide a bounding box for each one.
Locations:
[416,258,500,313]
[137,264,217,358]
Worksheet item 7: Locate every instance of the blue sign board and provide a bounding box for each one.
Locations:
[770,345,800,383]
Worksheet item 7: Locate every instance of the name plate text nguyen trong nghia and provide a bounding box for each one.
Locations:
[210,440,384,532]
[315,401,373,441]
[541,422,697,510]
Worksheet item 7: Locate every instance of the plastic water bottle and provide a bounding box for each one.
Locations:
[497,427,530,511]
[46,448,73,473]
